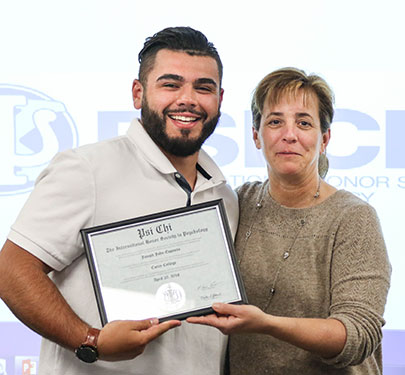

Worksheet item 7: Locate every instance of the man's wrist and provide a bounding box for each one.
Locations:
[75,327,101,363]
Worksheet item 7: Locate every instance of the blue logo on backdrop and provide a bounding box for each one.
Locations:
[0,85,78,196]
[98,109,405,169]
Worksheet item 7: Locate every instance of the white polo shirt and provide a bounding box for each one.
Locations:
[9,119,238,375]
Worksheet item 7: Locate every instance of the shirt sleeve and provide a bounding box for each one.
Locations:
[323,203,391,367]
[8,149,95,271]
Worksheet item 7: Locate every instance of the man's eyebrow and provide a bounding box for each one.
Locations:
[156,75,218,88]
[156,74,184,82]
[194,78,217,88]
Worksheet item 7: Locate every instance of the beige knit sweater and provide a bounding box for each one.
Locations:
[229,181,391,375]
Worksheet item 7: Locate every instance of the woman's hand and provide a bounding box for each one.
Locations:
[187,303,269,335]
[188,302,346,358]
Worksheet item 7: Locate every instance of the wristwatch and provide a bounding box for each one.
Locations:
[75,327,101,363]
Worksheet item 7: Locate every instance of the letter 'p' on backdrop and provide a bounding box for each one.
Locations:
[0,0,404,373]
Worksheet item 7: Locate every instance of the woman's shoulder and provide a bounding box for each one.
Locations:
[324,189,379,222]
[235,180,266,200]
[330,189,374,208]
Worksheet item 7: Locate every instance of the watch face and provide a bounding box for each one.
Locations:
[76,345,98,363]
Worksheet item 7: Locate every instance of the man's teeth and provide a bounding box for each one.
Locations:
[170,115,197,122]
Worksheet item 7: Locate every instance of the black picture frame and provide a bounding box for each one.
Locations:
[81,199,247,324]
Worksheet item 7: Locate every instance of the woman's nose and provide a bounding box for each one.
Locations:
[282,124,298,143]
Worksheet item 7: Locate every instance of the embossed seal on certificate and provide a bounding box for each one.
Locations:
[156,282,186,312]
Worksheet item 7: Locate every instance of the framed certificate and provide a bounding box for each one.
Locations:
[81,199,247,324]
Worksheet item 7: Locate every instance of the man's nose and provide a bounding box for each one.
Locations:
[175,85,197,107]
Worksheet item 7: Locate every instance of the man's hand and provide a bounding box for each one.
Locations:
[0,240,181,361]
[98,318,181,361]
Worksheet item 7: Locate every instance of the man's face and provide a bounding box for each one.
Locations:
[132,49,223,157]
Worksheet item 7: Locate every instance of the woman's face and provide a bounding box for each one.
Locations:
[253,90,330,181]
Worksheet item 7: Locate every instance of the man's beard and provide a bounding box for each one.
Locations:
[140,98,220,157]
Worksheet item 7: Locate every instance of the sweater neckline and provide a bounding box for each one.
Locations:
[261,179,344,214]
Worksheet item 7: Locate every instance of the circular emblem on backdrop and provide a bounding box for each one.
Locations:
[0,84,78,196]
[155,282,186,312]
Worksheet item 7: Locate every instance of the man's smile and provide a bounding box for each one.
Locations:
[168,114,201,127]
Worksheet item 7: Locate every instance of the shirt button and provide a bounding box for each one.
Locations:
[283,252,289,259]
[175,173,181,178]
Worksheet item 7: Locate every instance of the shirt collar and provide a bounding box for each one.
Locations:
[126,118,226,185]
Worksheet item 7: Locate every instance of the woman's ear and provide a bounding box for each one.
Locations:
[253,127,262,149]
[320,128,331,153]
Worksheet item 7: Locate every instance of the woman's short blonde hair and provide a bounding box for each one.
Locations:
[251,67,334,133]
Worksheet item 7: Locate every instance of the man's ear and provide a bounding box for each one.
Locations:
[132,79,144,109]
[219,88,224,105]
[252,127,261,149]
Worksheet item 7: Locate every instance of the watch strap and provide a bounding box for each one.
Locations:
[82,327,100,348]
[75,327,101,363]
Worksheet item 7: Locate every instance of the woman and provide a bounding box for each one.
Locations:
[188,68,391,374]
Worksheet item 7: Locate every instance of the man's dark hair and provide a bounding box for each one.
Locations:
[138,26,223,86]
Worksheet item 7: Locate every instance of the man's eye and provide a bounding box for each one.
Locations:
[196,86,213,92]
[163,83,178,88]
[269,120,280,125]
[299,121,312,127]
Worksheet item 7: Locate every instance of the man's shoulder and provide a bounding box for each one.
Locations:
[38,135,136,184]
[73,135,131,157]
[52,135,137,171]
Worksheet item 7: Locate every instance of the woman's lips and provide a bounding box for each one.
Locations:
[277,151,301,156]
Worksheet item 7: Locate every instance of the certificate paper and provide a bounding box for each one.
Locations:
[81,199,247,324]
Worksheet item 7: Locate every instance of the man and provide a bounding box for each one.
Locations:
[0,27,238,375]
